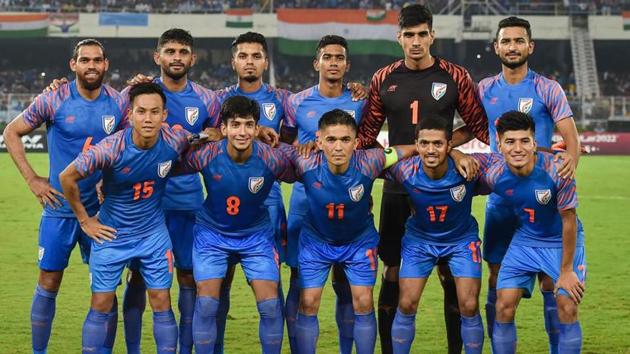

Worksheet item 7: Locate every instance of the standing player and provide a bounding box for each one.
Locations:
[175,96,294,354]
[282,109,415,354]
[120,28,221,354]
[59,83,192,354]
[355,5,489,353]
[476,112,585,354]
[282,35,366,354]
[388,117,486,354]
[2,39,125,354]
[477,17,581,351]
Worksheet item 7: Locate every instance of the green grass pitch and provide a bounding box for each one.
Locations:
[1,154,629,353]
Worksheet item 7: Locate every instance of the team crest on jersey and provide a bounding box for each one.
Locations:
[262,103,276,121]
[535,189,552,205]
[185,107,199,126]
[102,115,115,134]
[249,177,265,194]
[431,82,447,100]
[344,110,356,119]
[348,184,364,202]
[518,98,533,114]
[450,184,466,202]
[158,160,172,178]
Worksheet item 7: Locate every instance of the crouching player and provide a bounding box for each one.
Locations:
[280,109,415,354]
[60,83,194,353]
[389,117,486,354]
[174,96,295,354]
[479,111,586,354]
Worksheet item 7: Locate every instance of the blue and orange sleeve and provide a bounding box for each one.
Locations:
[22,84,70,128]
[73,132,122,177]
[357,148,386,179]
[535,76,573,123]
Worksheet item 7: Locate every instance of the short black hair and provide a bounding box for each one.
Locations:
[316,35,349,57]
[232,31,268,55]
[318,109,357,135]
[157,28,193,50]
[496,16,532,41]
[399,4,433,30]
[415,117,452,140]
[72,39,106,60]
[496,111,535,136]
[220,95,260,124]
[128,82,167,107]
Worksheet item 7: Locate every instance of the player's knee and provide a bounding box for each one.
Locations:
[495,298,516,321]
[458,296,479,317]
[397,296,418,314]
[352,291,374,313]
[556,297,578,322]
[38,270,63,292]
[382,265,400,282]
[299,294,321,315]
[148,290,171,312]
[91,293,115,313]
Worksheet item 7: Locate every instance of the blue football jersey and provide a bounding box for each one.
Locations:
[386,156,485,245]
[479,152,584,247]
[478,70,573,205]
[285,85,366,144]
[122,79,221,211]
[73,125,191,239]
[282,146,386,244]
[178,140,294,237]
[216,83,292,206]
[22,81,125,217]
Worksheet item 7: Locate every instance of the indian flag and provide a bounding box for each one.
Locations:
[225,9,253,28]
[0,13,48,38]
[624,11,630,31]
[277,9,402,56]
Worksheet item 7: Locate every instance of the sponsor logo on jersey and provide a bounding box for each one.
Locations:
[518,98,533,114]
[450,184,466,202]
[262,103,276,121]
[185,107,199,126]
[431,82,447,100]
[65,115,76,123]
[307,110,317,118]
[535,189,552,205]
[38,246,45,261]
[349,184,364,202]
[344,110,356,119]
[102,115,115,134]
[158,160,172,178]
[121,166,132,174]
[249,177,265,194]
[213,174,222,182]
[489,97,498,104]
[312,181,322,189]
[387,84,398,92]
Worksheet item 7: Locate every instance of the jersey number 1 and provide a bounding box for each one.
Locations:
[410,100,419,124]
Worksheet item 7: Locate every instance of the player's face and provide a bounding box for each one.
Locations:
[70,45,109,91]
[397,23,435,62]
[154,41,196,81]
[313,44,349,83]
[130,93,167,139]
[317,124,358,168]
[221,116,259,152]
[498,129,537,169]
[416,129,451,169]
[232,42,268,83]
[495,27,534,69]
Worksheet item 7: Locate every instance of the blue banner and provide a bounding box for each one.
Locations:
[99,13,148,26]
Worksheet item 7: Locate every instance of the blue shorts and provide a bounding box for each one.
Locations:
[483,202,518,264]
[90,231,173,292]
[498,243,587,298]
[38,216,91,271]
[399,235,483,279]
[164,209,196,270]
[266,201,287,264]
[298,229,379,289]
[286,182,307,268]
[193,223,280,283]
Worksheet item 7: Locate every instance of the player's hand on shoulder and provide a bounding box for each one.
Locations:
[347,82,368,101]
[79,215,117,244]
[126,73,154,86]
[553,151,576,179]
[27,175,64,208]
[450,150,479,181]
[42,77,68,93]
[258,126,279,147]
[555,270,585,305]
[297,140,317,158]
[201,127,223,143]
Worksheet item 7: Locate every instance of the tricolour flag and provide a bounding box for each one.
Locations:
[277,9,402,56]
[0,13,48,38]
[226,9,254,28]
[624,11,630,31]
